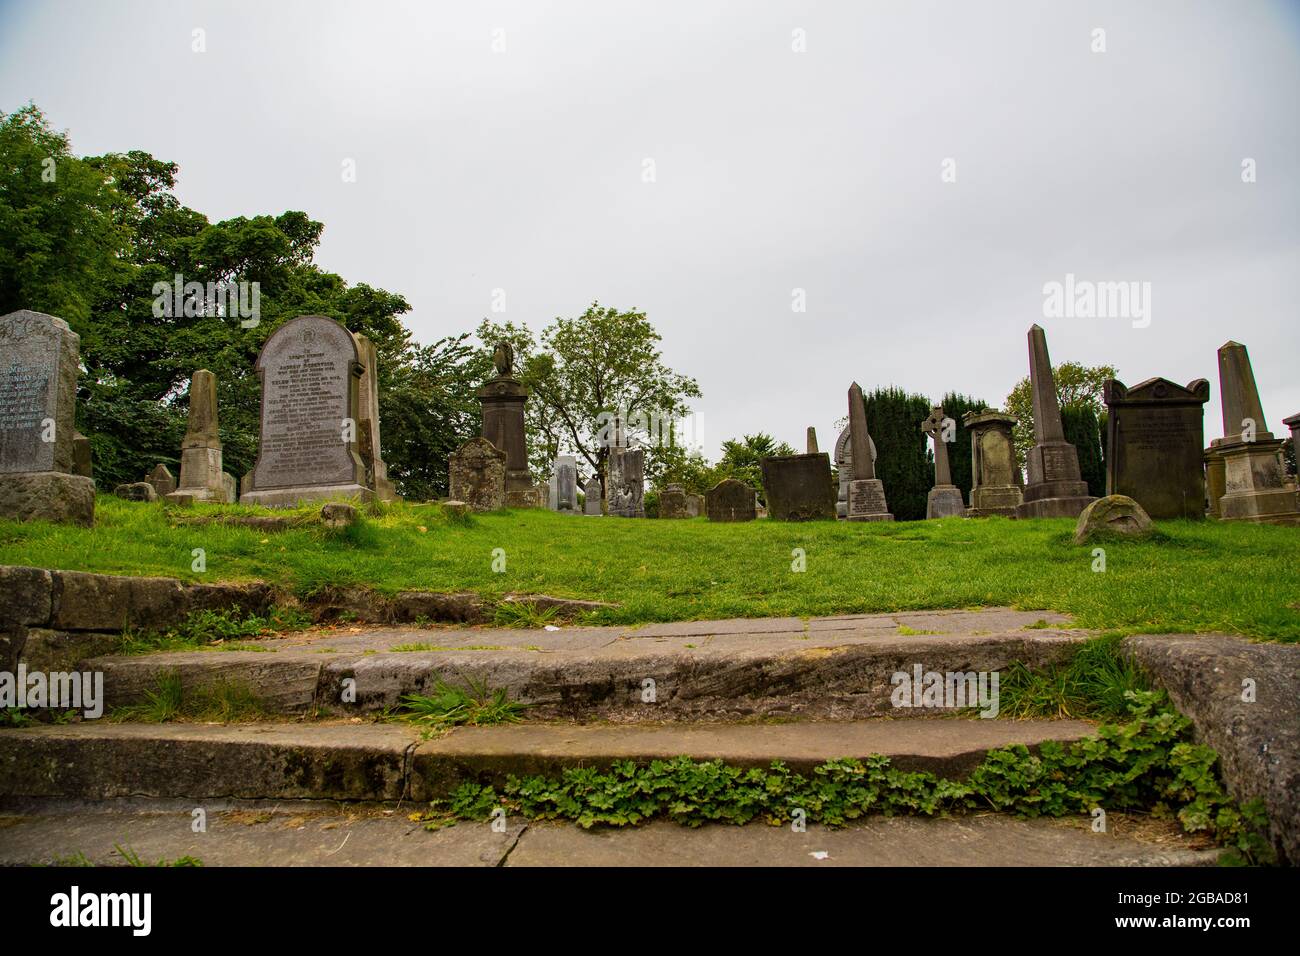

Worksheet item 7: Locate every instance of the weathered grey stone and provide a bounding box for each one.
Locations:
[553,455,578,512]
[922,405,964,519]
[146,463,176,497]
[834,424,877,519]
[352,333,399,501]
[113,481,158,502]
[1016,325,1095,518]
[606,446,645,517]
[0,310,80,474]
[1214,341,1300,524]
[0,471,94,527]
[844,383,892,522]
[706,478,756,522]
[761,454,835,521]
[240,317,374,508]
[320,502,359,528]
[659,483,689,518]
[0,565,54,628]
[478,343,533,499]
[1204,441,1225,517]
[442,500,471,519]
[449,437,506,512]
[51,571,186,632]
[1072,495,1153,544]
[684,493,703,518]
[1123,634,1300,865]
[20,628,119,671]
[71,431,93,480]
[963,409,1023,517]
[1104,377,1210,519]
[167,369,235,504]
[582,477,602,515]
[805,427,818,454]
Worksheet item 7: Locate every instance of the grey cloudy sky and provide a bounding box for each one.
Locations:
[2,0,1297,456]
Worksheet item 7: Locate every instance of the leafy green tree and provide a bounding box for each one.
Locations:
[937,391,989,506]
[478,304,701,494]
[1063,405,1106,498]
[712,433,796,503]
[863,387,932,521]
[1004,361,1117,469]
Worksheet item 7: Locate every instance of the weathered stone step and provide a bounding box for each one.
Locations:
[87,608,1089,720]
[0,803,1221,867]
[0,717,1095,803]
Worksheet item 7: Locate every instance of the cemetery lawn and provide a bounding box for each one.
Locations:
[1,497,1298,641]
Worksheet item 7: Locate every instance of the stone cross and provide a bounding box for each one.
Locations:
[847,382,875,480]
[921,406,953,486]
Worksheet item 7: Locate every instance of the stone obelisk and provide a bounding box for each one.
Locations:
[1015,325,1095,518]
[845,382,892,521]
[922,406,965,518]
[168,369,236,503]
[1214,341,1299,524]
[806,427,818,454]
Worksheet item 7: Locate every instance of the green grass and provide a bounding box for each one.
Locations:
[998,633,1150,719]
[395,678,527,730]
[108,670,268,723]
[1,496,1298,639]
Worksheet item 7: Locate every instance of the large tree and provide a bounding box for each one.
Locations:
[1004,361,1117,469]
[478,303,701,492]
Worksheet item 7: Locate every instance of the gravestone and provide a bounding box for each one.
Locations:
[761,453,836,520]
[114,481,157,502]
[962,409,1023,517]
[684,493,703,517]
[147,464,177,497]
[448,437,506,511]
[1015,325,1096,518]
[239,315,373,508]
[1203,441,1225,518]
[479,342,536,507]
[1103,377,1210,519]
[834,425,877,518]
[353,333,399,501]
[168,369,236,503]
[845,382,892,521]
[72,432,93,481]
[546,470,558,510]
[922,405,965,519]
[606,446,645,517]
[705,478,757,522]
[806,427,819,454]
[583,476,603,515]
[0,310,95,526]
[554,455,578,512]
[1214,341,1300,524]
[659,482,689,518]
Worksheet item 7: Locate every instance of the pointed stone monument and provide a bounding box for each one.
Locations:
[1015,325,1095,518]
[963,409,1023,517]
[353,333,400,501]
[0,310,95,525]
[844,382,892,521]
[146,463,177,497]
[1213,342,1300,524]
[833,424,876,518]
[806,427,818,454]
[240,316,374,508]
[921,406,965,518]
[168,369,236,503]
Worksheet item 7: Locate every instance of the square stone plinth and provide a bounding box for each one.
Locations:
[238,484,376,509]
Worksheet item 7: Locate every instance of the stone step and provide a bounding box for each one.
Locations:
[0,802,1221,867]
[0,717,1096,803]
[84,607,1089,720]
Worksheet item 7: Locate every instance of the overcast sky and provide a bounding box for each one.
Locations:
[2,0,1297,456]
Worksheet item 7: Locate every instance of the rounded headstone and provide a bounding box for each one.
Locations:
[1073,495,1153,544]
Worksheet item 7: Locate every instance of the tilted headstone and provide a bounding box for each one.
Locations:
[554,455,578,512]
[169,369,236,503]
[705,478,757,522]
[1015,325,1095,518]
[479,341,537,507]
[0,310,95,525]
[1103,377,1210,519]
[147,463,177,497]
[1213,341,1299,524]
[962,409,1022,517]
[659,482,689,518]
[606,446,645,517]
[583,476,603,515]
[353,333,399,501]
[761,453,836,521]
[834,424,876,518]
[845,382,892,521]
[239,315,373,508]
[922,406,964,519]
[448,436,506,512]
